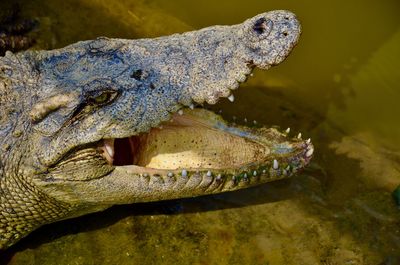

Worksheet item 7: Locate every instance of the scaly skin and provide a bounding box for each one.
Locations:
[0,11,312,249]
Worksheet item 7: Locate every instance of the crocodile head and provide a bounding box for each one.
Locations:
[0,10,311,248]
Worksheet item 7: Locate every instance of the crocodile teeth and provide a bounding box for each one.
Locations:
[297,133,302,139]
[181,169,188,177]
[228,94,235,102]
[103,139,115,163]
[273,159,279,169]
[306,146,314,157]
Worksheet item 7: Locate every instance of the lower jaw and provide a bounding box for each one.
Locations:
[117,157,302,191]
[113,163,293,196]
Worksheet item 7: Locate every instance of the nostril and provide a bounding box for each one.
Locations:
[252,17,271,35]
[282,31,288,37]
[130,69,143,80]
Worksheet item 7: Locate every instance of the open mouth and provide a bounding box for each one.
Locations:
[98,108,313,183]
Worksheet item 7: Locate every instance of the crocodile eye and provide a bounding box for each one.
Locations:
[69,88,119,123]
[90,90,118,105]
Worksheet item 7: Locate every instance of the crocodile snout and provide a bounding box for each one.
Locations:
[240,10,301,68]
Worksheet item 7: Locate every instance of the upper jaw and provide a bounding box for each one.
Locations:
[37,10,302,173]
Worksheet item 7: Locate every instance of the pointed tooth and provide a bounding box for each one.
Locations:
[262,169,266,174]
[306,147,314,157]
[253,171,257,176]
[167,172,173,177]
[244,118,247,123]
[273,159,279,169]
[228,94,235,102]
[216,174,222,181]
[181,169,188,177]
[253,120,257,125]
[189,104,194,110]
[178,109,183,115]
[285,127,291,134]
[105,145,114,158]
[297,133,302,139]
[306,138,311,144]
[104,139,115,159]
[206,171,212,177]
[286,165,290,171]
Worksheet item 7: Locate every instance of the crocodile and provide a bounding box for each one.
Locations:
[0,10,312,249]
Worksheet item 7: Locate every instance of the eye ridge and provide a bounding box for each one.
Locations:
[62,90,118,130]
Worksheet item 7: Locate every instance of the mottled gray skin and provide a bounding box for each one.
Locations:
[0,11,306,249]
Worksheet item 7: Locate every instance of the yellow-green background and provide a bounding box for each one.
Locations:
[1,0,400,264]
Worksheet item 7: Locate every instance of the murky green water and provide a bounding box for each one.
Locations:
[1,0,400,264]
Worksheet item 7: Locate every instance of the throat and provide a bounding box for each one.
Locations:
[113,137,142,166]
